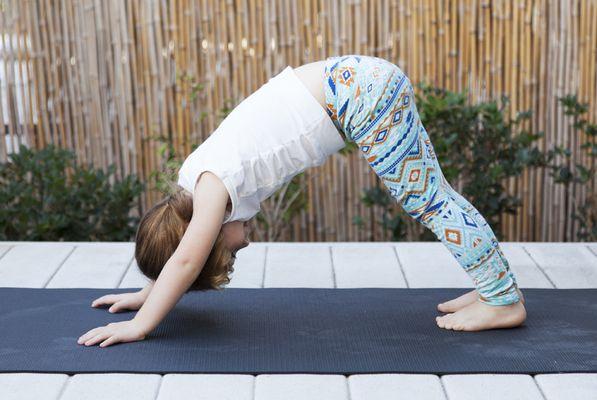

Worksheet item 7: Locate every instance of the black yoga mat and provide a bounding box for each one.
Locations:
[1,287,596,375]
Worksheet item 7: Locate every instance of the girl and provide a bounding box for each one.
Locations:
[78,55,526,348]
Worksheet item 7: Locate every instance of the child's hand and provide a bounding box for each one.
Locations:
[77,319,148,348]
[91,291,146,313]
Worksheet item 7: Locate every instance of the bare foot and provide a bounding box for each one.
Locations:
[437,289,479,313]
[437,287,525,313]
[436,298,527,331]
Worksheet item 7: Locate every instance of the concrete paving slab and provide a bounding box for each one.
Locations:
[499,243,554,288]
[255,374,348,400]
[522,243,597,287]
[59,373,161,400]
[264,245,334,288]
[157,374,254,400]
[348,374,445,400]
[395,242,473,288]
[0,243,74,287]
[534,373,597,400]
[0,373,68,400]
[45,243,134,288]
[227,244,266,288]
[442,374,544,400]
[332,245,407,288]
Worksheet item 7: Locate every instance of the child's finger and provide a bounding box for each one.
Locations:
[78,332,94,344]
[92,294,123,307]
[111,299,139,313]
[78,327,101,343]
[91,295,113,307]
[108,301,125,313]
[78,324,108,343]
[99,336,118,347]
[84,332,110,346]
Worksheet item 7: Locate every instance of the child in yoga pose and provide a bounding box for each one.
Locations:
[78,55,526,348]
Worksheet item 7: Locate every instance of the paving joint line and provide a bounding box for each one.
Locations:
[438,375,451,400]
[345,375,353,400]
[251,374,256,400]
[55,374,71,400]
[329,245,337,288]
[152,375,164,400]
[260,246,268,288]
[392,245,410,288]
[532,374,549,400]
[0,244,13,261]
[42,245,77,288]
[115,252,136,289]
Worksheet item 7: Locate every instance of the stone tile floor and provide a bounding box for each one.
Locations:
[0,241,596,400]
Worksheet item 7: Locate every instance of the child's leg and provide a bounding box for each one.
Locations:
[324,55,520,306]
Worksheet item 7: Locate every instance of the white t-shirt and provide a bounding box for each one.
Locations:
[177,65,346,223]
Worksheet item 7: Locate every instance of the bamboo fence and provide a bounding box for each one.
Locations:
[0,0,595,242]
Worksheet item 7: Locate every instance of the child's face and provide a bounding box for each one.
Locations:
[221,219,253,257]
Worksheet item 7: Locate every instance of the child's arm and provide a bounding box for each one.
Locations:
[77,172,229,347]
[138,280,154,297]
[132,172,228,332]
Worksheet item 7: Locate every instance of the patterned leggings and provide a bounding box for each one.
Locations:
[323,54,521,306]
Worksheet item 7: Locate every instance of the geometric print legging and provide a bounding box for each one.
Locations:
[323,54,521,306]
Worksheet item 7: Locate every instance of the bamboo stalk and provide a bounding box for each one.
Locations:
[0,2,7,159]
[14,1,29,146]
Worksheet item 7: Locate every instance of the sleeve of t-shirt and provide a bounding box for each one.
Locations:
[177,146,235,224]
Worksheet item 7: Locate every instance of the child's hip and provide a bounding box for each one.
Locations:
[323,54,414,144]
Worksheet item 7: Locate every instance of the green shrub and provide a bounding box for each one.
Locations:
[0,144,144,241]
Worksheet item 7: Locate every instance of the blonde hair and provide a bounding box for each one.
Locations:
[134,181,235,291]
